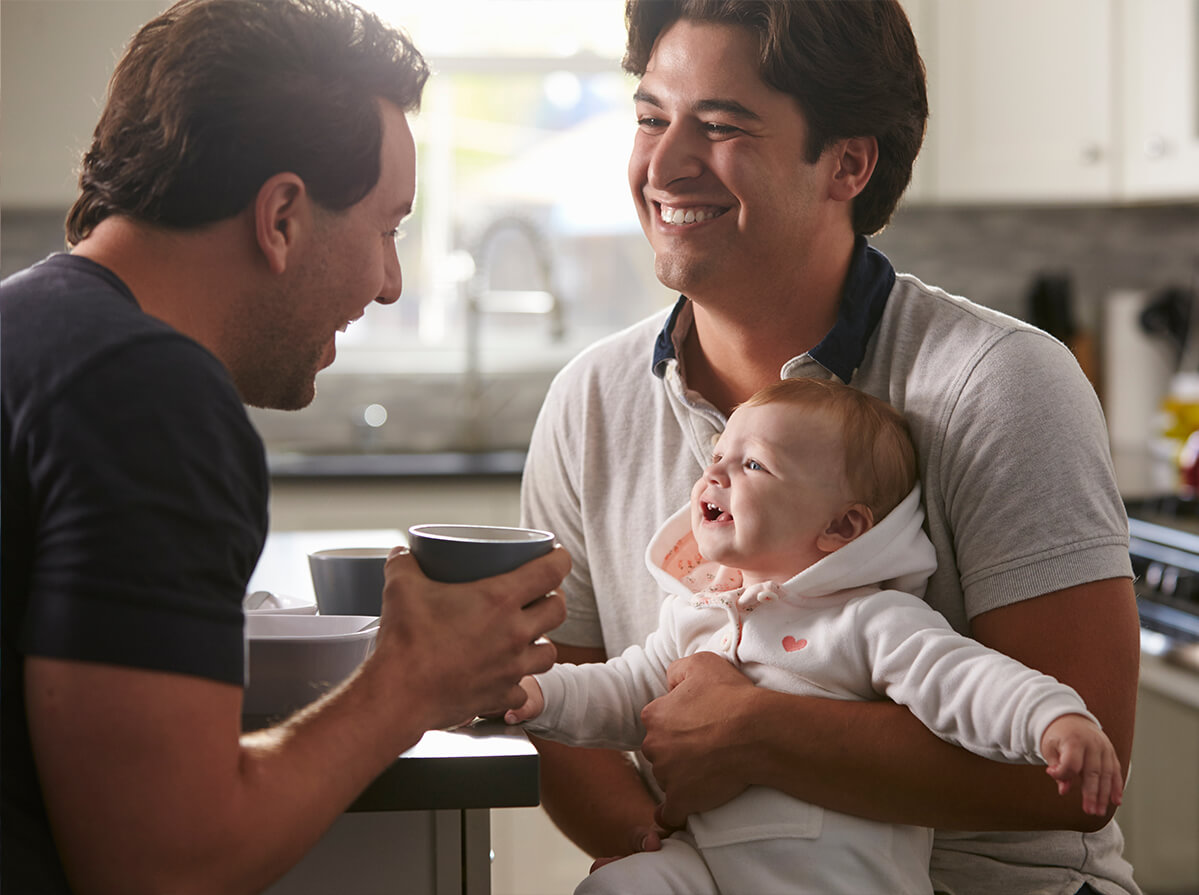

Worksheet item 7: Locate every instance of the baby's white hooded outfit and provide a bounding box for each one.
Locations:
[526,487,1098,895]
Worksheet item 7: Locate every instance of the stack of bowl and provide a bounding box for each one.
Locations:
[242,611,378,724]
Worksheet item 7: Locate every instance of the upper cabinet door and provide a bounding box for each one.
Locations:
[927,0,1115,203]
[898,0,934,205]
[1118,0,1199,199]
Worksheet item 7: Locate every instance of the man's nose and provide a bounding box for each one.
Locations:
[376,240,403,305]
[646,122,704,190]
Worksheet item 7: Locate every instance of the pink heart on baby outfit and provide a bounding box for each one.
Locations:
[782,636,808,652]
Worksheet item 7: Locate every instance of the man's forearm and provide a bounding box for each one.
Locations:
[532,734,659,858]
[33,551,571,895]
[29,659,424,895]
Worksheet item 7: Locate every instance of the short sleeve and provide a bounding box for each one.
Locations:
[20,337,267,684]
[937,330,1131,618]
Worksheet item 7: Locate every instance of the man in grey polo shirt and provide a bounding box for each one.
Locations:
[520,2,1141,893]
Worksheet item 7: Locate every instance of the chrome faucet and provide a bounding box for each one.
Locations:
[465,215,564,350]
[460,215,565,451]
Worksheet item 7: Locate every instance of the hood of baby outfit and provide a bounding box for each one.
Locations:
[646,485,937,602]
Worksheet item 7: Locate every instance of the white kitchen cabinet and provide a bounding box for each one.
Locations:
[1119,658,1199,892]
[918,0,1199,204]
[264,811,488,895]
[1117,0,1199,199]
[925,0,1115,203]
[898,0,935,204]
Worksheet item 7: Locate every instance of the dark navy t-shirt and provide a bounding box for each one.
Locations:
[1,254,269,892]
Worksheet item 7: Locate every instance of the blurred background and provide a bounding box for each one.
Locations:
[3,0,672,472]
[4,1,1198,476]
[3,2,1199,892]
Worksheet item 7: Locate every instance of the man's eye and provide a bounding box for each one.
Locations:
[386,228,406,241]
[638,116,667,130]
[704,122,739,136]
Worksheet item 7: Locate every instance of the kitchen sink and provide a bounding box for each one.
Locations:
[246,342,582,460]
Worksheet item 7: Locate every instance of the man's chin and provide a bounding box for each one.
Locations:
[654,254,706,297]
[319,337,337,370]
[238,369,318,412]
[243,388,315,412]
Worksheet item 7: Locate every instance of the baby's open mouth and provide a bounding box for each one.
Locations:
[703,502,732,523]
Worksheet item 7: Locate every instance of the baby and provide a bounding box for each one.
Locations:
[507,377,1123,895]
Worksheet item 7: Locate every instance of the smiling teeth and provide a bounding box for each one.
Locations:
[660,205,723,225]
[704,502,731,522]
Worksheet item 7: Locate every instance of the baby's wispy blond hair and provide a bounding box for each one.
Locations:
[741,378,918,522]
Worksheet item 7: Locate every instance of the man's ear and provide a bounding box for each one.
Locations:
[816,503,874,554]
[827,136,879,202]
[254,172,309,275]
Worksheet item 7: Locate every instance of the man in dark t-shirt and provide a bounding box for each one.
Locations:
[2,255,270,889]
[0,2,568,891]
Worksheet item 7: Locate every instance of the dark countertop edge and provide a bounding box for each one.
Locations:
[267,450,527,480]
[349,752,540,812]
[238,719,540,812]
[350,722,540,812]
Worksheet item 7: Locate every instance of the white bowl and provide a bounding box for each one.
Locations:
[243,590,317,615]
[243,614,378,719]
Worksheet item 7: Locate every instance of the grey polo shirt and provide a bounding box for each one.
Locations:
[522,238,1137,895]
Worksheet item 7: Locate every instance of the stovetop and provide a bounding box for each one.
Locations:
[1125,497,1199,666]
[1126,493,1199,533]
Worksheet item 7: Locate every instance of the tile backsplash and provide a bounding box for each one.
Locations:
[6,201,1197,339]
[875,202,1199,333]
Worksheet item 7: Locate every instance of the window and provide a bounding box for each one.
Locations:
[338,1,653,362]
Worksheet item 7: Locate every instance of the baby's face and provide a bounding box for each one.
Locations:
[691,401,854,584]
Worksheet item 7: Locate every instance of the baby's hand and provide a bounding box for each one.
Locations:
[1040,713,1124,816]
[503,676,545,725]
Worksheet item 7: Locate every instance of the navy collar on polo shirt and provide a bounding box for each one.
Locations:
[651,236,896,384]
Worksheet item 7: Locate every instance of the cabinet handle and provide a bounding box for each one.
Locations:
[1144,135,1171,159]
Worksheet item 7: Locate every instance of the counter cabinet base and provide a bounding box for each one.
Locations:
[264,808,491,895]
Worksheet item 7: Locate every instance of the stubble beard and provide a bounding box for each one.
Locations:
[654,250,705,297]
[226,297,324,411]
[233,259,329,411]
[235,339,322,411]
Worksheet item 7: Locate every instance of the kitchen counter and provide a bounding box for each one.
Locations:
[1139,649,1199,712]
[267,450,526,480]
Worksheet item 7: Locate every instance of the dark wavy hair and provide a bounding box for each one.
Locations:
[624,0,927,236]
[66,0,429,245]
